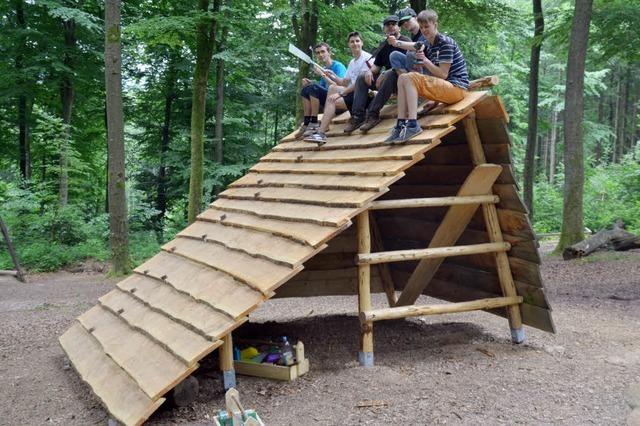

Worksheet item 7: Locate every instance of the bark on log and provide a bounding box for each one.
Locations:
[562,221,640,260]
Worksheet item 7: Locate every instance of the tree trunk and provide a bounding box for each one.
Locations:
[614,67,628,162]
[562,221,640,260]
[595,92,605,162]
[556,0,593,252]
[156,53,178,237]
[187,0,217,224]
[291,0,318,121]
[15,0,30,181]
[549,107,558,184]
[59,18,76,207]
[214,27,226,165]
[523,0,544,217]
[105,0,131,274]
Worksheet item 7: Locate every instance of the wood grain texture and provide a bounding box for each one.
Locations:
[219,185,386,208]
[99,289,221,365]
[162,237,300,294]
[178,220,317,268]
[59,323,166,426]
[77,305,196,400]
[117,274,240,339]
[198,207,346,247]
[251,159,416,176]
[135,251,263,319]
[229,172,403,191]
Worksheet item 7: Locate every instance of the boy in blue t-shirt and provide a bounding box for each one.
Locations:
[294,42,347,139]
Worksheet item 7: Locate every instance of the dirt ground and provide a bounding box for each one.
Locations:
[1,245,639,426]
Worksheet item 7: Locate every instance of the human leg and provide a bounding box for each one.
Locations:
[386,74,422,143]
[344,75,370,133]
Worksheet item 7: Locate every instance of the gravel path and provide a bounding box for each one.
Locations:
[0,248,638,425]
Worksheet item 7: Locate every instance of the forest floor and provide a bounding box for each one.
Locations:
[1,244,639,426]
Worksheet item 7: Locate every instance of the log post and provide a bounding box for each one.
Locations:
[219,333,236,390]
[463,111,525,343]
[357,211,374,367]
[0,217,25,282]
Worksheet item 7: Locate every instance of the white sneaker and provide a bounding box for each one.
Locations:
[302,122,320,137]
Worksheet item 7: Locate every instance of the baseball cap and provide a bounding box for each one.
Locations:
[398,7,417,24]
[383,15,399,25]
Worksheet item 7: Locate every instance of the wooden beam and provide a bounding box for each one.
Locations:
[0,217,25,282]
[358,242,510,265]
[468,75,499,91]
[395,164,503,306]
[357,211,374,366]
[219,333,236,390]
[370,195,499,210]
[463,111,524,341]
[369,214,397,307]
[361,296,522,322]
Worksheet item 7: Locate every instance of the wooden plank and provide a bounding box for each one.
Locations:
[371,195,499,210]
[59,323,165,426]
[99,289,222,366]
[468,75,499,91]
[251,159,414,176]
[272,127,448,152]
[476,119,513,146]
[178,220,318,268]
[262,144,430,163]
[212,197,357,228]
[359,242,510,265]
[219,186,387,209]
[443,91,488,114]
[333,110,351,124]
[229,172,403,192]
[396,164,503,306]
[198,207,346,248]
[163,237,300,294]
[135,251,263,319]
[391,270,555,333]
[118,274,241,340]
[398,163,516,185]
[362,296,522,322]
[421,143,511,165]
[77,305,196,400]
[474,95,509,122]
[275,267,384,297]
[377,216,540,264]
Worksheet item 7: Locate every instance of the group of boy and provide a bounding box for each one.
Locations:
[294,8,469,145]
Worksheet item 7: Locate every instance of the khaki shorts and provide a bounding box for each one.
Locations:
[407,73,466,104]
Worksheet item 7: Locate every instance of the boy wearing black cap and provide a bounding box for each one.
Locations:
[343,15,410,133]
[397,7,422,42]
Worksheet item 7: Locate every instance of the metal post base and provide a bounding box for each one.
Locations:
[358,351,374,367]
[222,370,236,390]
[511,327,525,344]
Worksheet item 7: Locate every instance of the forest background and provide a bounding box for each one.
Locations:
[0,0,638,272]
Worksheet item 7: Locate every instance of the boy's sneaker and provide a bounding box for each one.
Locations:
[293,124,308,139]
[303,131,327,145]
[343,116,364,133]
[359,114,382,133]
[302,122,320,137]
[396,124,423,144]
[384,125,404,144]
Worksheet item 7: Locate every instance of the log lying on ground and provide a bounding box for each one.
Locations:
[563,221,640,260]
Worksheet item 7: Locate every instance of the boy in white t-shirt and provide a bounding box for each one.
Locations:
[304,32,372,144]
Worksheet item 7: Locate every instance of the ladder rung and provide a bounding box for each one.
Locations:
[369,195,499,210]
[360,296,523,322]
[357,242,510,265]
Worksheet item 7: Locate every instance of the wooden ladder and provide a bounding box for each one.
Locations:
[0,217,25,282]
[355,111,524,367]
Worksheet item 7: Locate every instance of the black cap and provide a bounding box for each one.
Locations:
[383,15,399,25]
[398,7,417,24]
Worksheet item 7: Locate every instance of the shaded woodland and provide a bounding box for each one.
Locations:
[0,0,639,272]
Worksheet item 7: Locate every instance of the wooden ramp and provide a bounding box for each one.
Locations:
[60,91,554,425]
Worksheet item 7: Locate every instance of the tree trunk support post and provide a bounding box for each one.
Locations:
[357,211,374,367]
[219,333,236,390]
[462,110,525,343]
[0,217,25,283]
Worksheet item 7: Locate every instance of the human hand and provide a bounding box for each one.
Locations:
[364,70,373,86]
[328,93,342,103]
[302,77,312,87]
[415,50,427,63]
[376,71,387,90]
[312,65,325,77]
[387,35,397,47]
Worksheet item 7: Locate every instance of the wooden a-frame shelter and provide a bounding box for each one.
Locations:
[60,88,554,426]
